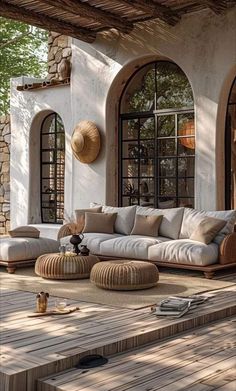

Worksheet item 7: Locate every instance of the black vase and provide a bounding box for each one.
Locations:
[80,245,90,256]
[70,234,84,255]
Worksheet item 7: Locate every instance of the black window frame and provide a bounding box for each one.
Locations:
[40,113,65,224]
[119,61,195,209]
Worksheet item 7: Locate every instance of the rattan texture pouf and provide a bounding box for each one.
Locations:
[90,260,159,290]
[35,253,100,280]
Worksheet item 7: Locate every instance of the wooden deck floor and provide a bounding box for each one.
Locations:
[38,317,236,391]
[0,285,236,391]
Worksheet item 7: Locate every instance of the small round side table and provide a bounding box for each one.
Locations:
[35,252,100,280]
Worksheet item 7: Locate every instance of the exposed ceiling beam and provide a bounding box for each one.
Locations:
[39,0,133,33]
[0,1,96,43]
[119,0,180,26]
[198,0,227,14]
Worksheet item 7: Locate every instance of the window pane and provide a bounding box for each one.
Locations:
[122,119,139,140]
[41,115,55,134]
[178,157,194,177]
[159,158,176,177]
[158,115,175,137]
[42,133,55,149]
[178,139,195,156]
[178,113,195,150]
[159,178,176,197]
[156,62,194,110]
[178,178,194,198]
[122,179,139,197]
[42,164,56,178]
[121,64,155,113]
[140,117,155,139]
[42,151,54,163]
[158,139,176,156]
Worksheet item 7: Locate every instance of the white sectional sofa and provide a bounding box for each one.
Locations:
[59,205,236,278]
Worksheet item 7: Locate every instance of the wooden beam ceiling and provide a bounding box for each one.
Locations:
[0,1,96,42]
[39,0,133,34]
[119,0,180,25]
[198,0,227,14]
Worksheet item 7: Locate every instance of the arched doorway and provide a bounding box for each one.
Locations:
[119,61,195,208]
[225,77,236,210]
[40,113,65,223]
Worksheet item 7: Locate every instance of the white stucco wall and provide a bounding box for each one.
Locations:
[10,7,236,230]
[10,77,72,229]
[71,6,236,211]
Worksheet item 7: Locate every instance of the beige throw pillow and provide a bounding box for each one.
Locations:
[190,217,227,244]
[9,226,40,238]
[83,212,117,234]
[75,206,102,232]
[131,214,163,237]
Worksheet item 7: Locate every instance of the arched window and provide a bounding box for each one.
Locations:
[40,113,65,223]
[225,77,236,209]
[119,61,195,209]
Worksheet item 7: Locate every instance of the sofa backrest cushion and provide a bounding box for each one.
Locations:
[75,206,102,232]
[190,217,227,244]
[131,214,163,237]
[83,212,117,234]
[136,206,184,239]
[90,203,137,235]
[180,208,236,244]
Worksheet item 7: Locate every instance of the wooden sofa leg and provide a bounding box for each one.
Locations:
[204,271,215,279]
[7,267,16,274]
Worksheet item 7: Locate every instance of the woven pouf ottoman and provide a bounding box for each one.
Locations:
[90,260,159,290]
[35,253,100,280]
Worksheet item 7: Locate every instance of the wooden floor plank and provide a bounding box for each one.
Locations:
[1,284,236,391]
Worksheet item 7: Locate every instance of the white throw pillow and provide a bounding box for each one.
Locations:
[136,206,184,239]
[180,208,236,244]
[90,203,136,235]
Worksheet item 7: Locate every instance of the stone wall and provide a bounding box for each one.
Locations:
[47,32,72,80]
[0,115,10,235]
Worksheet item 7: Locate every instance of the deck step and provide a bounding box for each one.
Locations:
[37,316,236,391]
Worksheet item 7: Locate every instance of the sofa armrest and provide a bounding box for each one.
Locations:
[219,232,236,265]
[57,223,73,241]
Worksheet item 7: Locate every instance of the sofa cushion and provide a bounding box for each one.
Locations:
[131,214,163,237]
[148,239,219,266]
[75,206,102,232]
[0,237,60,262]
[180,208,236,244]
[100,235,170,260]
[136,206,184,240]
[9,226,40,238]
[91,203,136,235]
[60,233,122,255]
[190,217,226,244]
[83,212,117,234]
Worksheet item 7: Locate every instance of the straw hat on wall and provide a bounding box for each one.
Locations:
[71,120,101,163]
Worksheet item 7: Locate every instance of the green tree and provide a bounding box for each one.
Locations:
[0,17,48,115]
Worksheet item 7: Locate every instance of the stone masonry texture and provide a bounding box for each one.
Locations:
[0,115,10,235]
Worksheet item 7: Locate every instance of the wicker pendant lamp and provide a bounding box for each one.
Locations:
[179,119,195,150]
[71,120,101,163]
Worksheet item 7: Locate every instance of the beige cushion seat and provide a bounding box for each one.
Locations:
[0,237,60,263]
[148,239,219,266]
[100,235,170,260]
